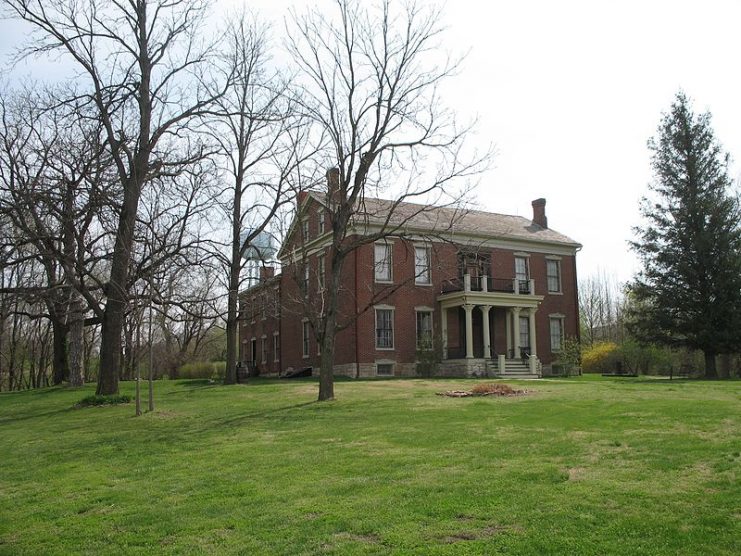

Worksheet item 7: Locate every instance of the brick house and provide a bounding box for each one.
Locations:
[239,173,581,378]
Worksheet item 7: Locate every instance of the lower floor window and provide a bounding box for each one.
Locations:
[375,308,394,349]
[416,310,433,349]
[550,317,564,351]
[261,337,267,363]
[519,316,530,350]
[273,333,280,362]
[302,321,310,357]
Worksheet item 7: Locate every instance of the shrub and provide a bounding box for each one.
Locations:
[553,337,582,376]
[75,394,131,408]
[179,361,226,380]
[581,342,620,373]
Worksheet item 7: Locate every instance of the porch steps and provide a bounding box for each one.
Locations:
[486,359,540,379]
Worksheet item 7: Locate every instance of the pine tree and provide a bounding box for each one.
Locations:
[628,92,741,378]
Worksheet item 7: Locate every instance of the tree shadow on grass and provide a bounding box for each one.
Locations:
[219,400,318,427]
[0,406,73,425]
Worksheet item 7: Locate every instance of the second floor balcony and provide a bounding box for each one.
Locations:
[441,274,536,295]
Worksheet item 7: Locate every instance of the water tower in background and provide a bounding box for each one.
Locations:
[240,229,278,287]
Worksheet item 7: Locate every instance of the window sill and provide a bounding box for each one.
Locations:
[375,347,395,351]
[548,291,563,295]
[375,280,393,285]
[415,282,432,287]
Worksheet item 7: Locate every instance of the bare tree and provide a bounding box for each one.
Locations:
[579,270,625,346]
[286,0,488,401]
[4,0,234,395]
[203,11,307,385]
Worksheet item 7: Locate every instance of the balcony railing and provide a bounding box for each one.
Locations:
[440,274,535,295]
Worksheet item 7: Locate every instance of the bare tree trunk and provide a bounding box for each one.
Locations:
[224,214,241,385]
[51,318,68,385]
[97,182,141,395]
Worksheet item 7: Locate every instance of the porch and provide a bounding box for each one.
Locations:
[437,274,544,377]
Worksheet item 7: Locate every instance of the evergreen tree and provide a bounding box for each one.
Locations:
[628,92,741,378]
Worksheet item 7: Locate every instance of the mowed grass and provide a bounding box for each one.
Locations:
[0,376,739,555]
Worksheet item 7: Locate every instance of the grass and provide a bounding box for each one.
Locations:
[0,375,739,555]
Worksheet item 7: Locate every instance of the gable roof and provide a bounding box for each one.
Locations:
[352,197,582,248]
[278,191,581,260]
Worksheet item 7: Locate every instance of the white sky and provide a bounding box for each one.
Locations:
[2,0,740,285]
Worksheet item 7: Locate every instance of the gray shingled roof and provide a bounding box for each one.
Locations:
[351,196,581,247]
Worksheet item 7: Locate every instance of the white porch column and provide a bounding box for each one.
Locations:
[528,307,538,357]
[441,307,448,359]
[481,305,492,358]
[505,309,512,357]
[512,307,521,358]
[463,304,474,359]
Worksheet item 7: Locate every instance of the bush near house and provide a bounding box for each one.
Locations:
[178,361,226,380]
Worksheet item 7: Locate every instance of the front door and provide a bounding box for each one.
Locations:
[519,316,530,358]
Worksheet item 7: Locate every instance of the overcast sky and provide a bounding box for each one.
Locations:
[2,0,739,284]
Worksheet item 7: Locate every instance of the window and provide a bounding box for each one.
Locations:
[414,246,431,285]
[302,219,309,241]
[301,264,310,293]
[376,363,394,376]
[546,259,561,293]
[318,256,325,289]
[250,338,257,362]
[261,336,267,363]
[550,317,564,351]
[519,316,530,351]
[374,242,392,282]
[515,256,529,280]
[318,211,325,234]
[273,332,280,362]
[375,308,394,349]
[416,310,433,349]
[302,321,310,358]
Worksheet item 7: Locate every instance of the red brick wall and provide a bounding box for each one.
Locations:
[245,193,579,375]
[238,278,281,375]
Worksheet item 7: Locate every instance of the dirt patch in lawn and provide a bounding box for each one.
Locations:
[436,383,529,398]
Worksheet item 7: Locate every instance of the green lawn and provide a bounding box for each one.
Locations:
[0,376,739,555]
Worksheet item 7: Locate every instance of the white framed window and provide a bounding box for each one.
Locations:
[550,315,565,351]
[302,219,309,241]
[376,362,394,376]
[302,264,310,293]
[261,335,268,363]
[519,316,530,351]
[318,256,325,289]
[374,242,392,282]
[318,211,325,234]
[302,320,310,358]
[250,338,257,362]
[414,245,431,285]
[416,310,433,349]
[273,332,280,362]
[375,307,394,349]
[546,259,561,293]
[515,256,529,281]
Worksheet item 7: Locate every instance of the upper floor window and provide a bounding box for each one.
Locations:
[514,256,529,280]
[374,242,392,282]
[302,264,310,293]
[414,246,431,285]
[546,259,561,293]
[375,308,394,349]
[318,256,326,289]
[261,336,268,363]
[273,332,280,362]
[318,211,325,234]
[302,219,309,241]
